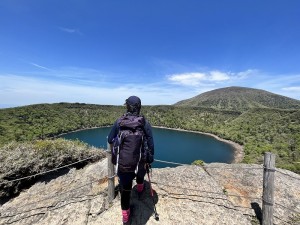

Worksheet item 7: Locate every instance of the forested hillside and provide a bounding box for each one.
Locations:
[0,103,299,173]
[0,103,124,144]
[174,86,300,111]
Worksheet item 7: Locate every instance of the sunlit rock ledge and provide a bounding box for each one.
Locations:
[0,159,299,225]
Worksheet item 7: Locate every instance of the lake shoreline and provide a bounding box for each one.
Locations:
[55,126,111,139]
[58,125,244,164]
[153,126,244,163]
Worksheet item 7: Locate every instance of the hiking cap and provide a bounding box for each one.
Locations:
[125,96,141,107]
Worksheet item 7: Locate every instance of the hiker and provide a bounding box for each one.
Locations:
[108,96,154,225]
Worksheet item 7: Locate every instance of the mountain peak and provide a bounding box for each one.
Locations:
[174,86,300,111]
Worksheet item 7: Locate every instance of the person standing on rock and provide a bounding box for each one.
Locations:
[108,96,155,225]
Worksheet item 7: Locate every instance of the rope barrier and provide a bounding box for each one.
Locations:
[154,159,188,166]
[0,180,100,218]
[107,174,117,179]
[0,156,299,222]
[275,169,300,181]
[1,156,298,186]
[155,159,263,170]
[273,214,293,225]
[276,202,300,214]
[203,165,263,170]
[0,167,106,216]
[0,155,101,185]
[2,173,298,220]
[1,154,299,220]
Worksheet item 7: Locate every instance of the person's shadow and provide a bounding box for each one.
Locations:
[251,202,262,225]
[129,181,159,225]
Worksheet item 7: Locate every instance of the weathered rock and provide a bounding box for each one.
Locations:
[0,160,299,225]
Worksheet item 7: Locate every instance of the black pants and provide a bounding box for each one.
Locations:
[118,165,146,210]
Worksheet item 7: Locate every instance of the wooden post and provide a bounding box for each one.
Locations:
[107,141,115,203]
[262,152,276,225]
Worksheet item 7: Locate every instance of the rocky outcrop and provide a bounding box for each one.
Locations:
[0,139,105,200]
[0,159,299,225]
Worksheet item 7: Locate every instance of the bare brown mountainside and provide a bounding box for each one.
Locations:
[174,86,300,111]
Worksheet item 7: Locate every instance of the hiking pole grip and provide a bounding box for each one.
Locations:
[146,163,151,174]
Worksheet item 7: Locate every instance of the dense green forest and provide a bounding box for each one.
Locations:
[0,102,299,173]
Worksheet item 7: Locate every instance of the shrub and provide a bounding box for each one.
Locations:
[192,160,204,166]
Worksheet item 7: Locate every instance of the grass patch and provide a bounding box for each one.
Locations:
[0,138,105,200]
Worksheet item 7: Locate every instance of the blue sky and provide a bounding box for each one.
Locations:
[1,0,300,107]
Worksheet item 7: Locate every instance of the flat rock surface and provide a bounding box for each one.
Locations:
[0,160,299,225]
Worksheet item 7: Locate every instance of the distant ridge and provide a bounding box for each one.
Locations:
[174,86,300,111]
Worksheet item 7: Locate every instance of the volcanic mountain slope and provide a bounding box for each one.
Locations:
[174,86,300,111]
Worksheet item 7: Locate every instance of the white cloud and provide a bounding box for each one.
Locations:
[2,69,300,108]
[209,71,230,81]
[280,86,300,99]
[167,70,234,86]
[282,86,300,92]
[168,72,206,86]
[0,74,196,106]
[167,69,261,87]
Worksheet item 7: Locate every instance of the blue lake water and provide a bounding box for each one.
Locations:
[61,127,235,168]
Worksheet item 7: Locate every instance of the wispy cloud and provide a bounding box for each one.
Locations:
[280,86,300,99]
[282,86,300,92]
[0,74,197,106]
[236,69,258,79]
[58,27,83,35]
[30,62,53,71]
[256,74,300,87]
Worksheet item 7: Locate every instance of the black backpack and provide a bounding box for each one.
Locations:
[112,114,145,173]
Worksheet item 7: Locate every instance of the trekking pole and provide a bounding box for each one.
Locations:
[146,164,159,221]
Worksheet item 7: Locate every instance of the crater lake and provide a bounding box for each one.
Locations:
[61,127,235,168]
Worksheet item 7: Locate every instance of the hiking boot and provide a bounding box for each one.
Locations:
[122,209,130,225]
[122,205,135,225]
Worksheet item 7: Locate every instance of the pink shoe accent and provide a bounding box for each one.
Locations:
[137,183,144,193]
[122,209,130,223]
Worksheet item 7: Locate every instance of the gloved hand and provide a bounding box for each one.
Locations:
[146,152,154,164]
